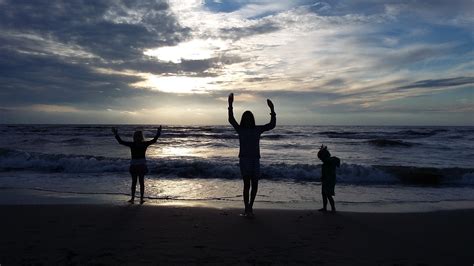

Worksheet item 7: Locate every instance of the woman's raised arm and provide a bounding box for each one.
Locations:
[228,93,240,130]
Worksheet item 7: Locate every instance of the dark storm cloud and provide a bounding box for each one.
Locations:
[0,0,254,112]
[0,0,225,110]
[0,51,146,106]
[0,0,188,60]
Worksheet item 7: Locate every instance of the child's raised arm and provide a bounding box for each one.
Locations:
[145,126,162,146]
[112,127,132,147]
[259,99,276,132]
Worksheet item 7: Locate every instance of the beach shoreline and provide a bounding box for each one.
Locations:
[1,204,473,265]
[2,186,474,213]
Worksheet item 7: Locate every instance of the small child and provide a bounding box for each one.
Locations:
[318,145,340,212]
[112,126,161,204]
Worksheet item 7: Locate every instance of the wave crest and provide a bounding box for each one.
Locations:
[1,148,472,185]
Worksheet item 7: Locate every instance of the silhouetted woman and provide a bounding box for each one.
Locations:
[228,93,276,216]
[112,126,161,204]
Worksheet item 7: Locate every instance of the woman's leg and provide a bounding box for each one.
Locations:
[130,174,138,203]
[139,174,145,204]
[243,176,251,213]
[249,177,258,212]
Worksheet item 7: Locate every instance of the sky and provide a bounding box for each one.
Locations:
[0,0,473,125]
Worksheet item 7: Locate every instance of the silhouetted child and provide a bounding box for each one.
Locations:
[112,126,161,204]
[318,145,340,212]
[228,93,276,217]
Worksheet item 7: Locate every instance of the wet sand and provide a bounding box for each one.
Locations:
[0,205,472,265]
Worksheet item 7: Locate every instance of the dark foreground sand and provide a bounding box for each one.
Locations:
[0,205,473,265]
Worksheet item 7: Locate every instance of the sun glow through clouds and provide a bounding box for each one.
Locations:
[133,73,214,93]
[144,39,229,63]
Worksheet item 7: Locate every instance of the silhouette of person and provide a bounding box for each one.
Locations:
[228,93,276,217]
[112,126,161,204]
[317,145,340,212]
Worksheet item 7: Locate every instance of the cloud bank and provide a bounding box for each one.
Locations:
[0,0,472,125]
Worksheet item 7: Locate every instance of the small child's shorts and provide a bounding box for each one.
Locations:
[322,182,335,196]
[129,159,148,176]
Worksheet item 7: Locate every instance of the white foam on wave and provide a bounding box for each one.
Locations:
[0,148,127,173]
[1,148,472,185]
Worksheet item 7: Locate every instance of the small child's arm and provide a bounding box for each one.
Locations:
[112,127,132,147]
[145,126,162,146]
[259,99,276,132]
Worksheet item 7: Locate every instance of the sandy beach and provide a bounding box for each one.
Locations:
[0,205,472,265]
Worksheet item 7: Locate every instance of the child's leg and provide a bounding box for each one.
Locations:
[249,178,258,212]
[139,174,145,203]
[130,174,138,203]
[328,195,335,211]
[243,176,251,212]
[320,192,328,211]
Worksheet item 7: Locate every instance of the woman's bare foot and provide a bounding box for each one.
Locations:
[140,199,145,205]
[128,199,135,204]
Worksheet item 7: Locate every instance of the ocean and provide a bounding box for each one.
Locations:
[0,124,473,211]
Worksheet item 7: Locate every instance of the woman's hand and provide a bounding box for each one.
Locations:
[228,93,234,107]
[111,127,118,135]
[267,99,274,112]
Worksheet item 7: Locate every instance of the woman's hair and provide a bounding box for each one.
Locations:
[133,131,144,142]
[240,111,256,128]
[317,145,331,161]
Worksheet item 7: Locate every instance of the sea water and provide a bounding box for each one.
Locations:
[0,125,473,211]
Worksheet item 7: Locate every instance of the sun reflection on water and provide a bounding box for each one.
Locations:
[161,146,197,157]
[148,145,234,159]
[144,178,241,207]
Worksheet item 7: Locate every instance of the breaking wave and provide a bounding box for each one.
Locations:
[1,148,472,185]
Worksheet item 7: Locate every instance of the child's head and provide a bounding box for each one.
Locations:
[133,131,144,142]
[318,145,331,162]
[240,110,256,128]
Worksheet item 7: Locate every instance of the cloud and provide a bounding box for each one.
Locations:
[364,104,474,114]
[0,50,143,106]
[30,104,81,113]
[0,1,190,60]
[0,0,199,107]
[395,77,474,91]
[220,21,281,40]
[0,0,472,124]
